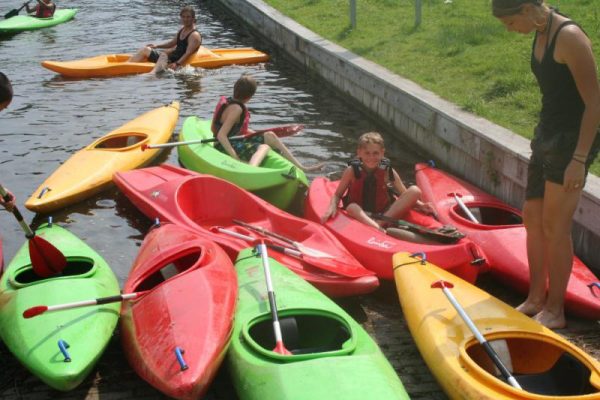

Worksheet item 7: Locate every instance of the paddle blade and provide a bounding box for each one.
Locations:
[4,9,19,19]
[22,305,48,319]
[141,144,148,151]
[273,341,292,355]
[28,235,67,277]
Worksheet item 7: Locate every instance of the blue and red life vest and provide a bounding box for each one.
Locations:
[345,158,395,213]
[211,96,250,137]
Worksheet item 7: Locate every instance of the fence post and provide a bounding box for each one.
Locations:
[350,0,357,29]
[415,0,422,27]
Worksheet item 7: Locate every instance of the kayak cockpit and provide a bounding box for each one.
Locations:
[450,201,522,228]
[243,310,356,361]
[9,257,96,288]
[462,334,600,396]
[131,248,203,292]
[92,133,147,150]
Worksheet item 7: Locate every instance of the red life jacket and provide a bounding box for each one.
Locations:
[345,158,394,213]
[211,96,250,137]
[35,2,55,18]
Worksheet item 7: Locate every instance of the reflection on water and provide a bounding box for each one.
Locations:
[0,0,425,275]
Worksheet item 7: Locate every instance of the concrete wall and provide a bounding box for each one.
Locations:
[215,0,600,271]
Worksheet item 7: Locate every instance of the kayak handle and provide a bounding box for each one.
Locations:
[588,282,600,297]
[175,347,189,371]
[38,187,51,199]
[58,339,71,362]
[410,252,427,264]
[281,166,297,180]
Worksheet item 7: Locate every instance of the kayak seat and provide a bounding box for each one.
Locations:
[514,352,594,396]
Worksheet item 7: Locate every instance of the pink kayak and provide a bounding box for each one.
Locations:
[415,162,600,320]
[121,223,237,399]
[304,177,487,281]
[113,164,379,297]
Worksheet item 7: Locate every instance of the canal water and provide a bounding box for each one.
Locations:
[2,1,600,399]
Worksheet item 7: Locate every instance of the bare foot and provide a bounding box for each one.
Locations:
[516,300,544,316]
[302,162,326,172]
[534,309,566,329]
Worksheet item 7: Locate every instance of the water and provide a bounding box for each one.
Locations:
[0,0,424,278]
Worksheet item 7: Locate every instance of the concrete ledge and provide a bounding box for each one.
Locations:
[216,0,600,271]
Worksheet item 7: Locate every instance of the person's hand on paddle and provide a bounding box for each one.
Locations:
[0,189,16,212]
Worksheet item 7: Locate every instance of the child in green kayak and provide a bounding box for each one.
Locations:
[321,131,435,242]
[212,74,324,172]
[24,0,56,18]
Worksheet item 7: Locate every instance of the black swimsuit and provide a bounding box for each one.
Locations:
[168,28,200,63]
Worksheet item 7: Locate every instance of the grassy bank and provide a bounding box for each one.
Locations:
[264,0,600,174]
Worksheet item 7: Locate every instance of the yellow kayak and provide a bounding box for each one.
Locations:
[42,47,269,78]
[393,252,600,399]
[25,102,179,214]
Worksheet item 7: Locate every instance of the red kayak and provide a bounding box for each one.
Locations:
[113,164,379,297]
[120,223,237,399]
[304,177,486,281]
[415,162,600,320]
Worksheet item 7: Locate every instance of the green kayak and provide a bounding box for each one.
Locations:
[0,223,119,391]
[178,117,308,210]
[227,248,409,400]
[0,9,77,34]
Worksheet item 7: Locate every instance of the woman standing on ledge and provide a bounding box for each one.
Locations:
[492,0,600,329]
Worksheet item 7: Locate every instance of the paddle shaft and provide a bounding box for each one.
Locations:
[257,242,290,354]
[215,227,301,257]
[144,135,246,150]
[4,2,29,19]
[438,285,521,389]
[453,193,479,223]
[0,184,35,238]
[48,292,141,312]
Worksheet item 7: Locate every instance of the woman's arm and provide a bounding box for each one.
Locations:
[557,26,600,189]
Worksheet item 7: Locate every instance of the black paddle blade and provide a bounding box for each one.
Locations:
[4,9,19,19]
[28,235,67,277]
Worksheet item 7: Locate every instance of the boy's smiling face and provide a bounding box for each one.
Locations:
[357,143,385,170]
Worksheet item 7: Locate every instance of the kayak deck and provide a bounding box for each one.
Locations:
[0,9,77,34]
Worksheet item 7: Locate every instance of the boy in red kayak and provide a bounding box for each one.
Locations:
[24,0,56,18]
[212,74,324,172]
[321,131,435,242]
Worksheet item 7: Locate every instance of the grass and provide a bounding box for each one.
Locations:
[263,0,600,175]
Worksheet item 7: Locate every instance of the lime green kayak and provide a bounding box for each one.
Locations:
[227,248,408,400]
[0,9,77,34]
[0,223,120,391]
[178,117,308,210]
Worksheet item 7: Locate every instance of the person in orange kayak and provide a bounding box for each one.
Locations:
[23,0,55,18]
[0,72,16,211]
[128,6,202,74]
[212,74,324,172]
[492,0,600,329]
[321,131,436,241]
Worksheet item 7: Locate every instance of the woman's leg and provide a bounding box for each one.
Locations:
[248,144,271,166]
[262,132,325,172]
[517,198,547,316]
[384,185,421,219]
[534,181,581,329]
[128,46,152,63]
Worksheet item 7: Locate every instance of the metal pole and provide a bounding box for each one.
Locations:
[350,0,357,29]
[415,0,422,27]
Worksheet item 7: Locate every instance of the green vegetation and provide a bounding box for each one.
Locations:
[264,0,600,174]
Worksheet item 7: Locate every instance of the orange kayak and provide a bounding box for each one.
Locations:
[25,102,179,214]
[42,47,269,78]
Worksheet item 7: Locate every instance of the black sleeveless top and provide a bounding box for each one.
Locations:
[531,17,584,134]
[169,28,200,62]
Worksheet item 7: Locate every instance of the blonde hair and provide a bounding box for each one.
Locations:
[357,131,385,149]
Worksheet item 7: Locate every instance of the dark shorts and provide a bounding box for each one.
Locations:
[214,135,265,161]
[148,49,161,63]
[526,126,600,199]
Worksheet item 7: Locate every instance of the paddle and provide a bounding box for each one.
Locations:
[452,193,479,223]
[212,227,367,278]
[0,184,67,277]
[232,219,335,258]
[141,124,304,151]
[4,1,29,19]
[22,291,148,318]
[431,279,522,389]
[255,239,292,355]
[367,212,465,244]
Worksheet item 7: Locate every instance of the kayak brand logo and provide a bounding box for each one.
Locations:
[221,160,238,169]
[150,191,160,199]
[366,236,394,249]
